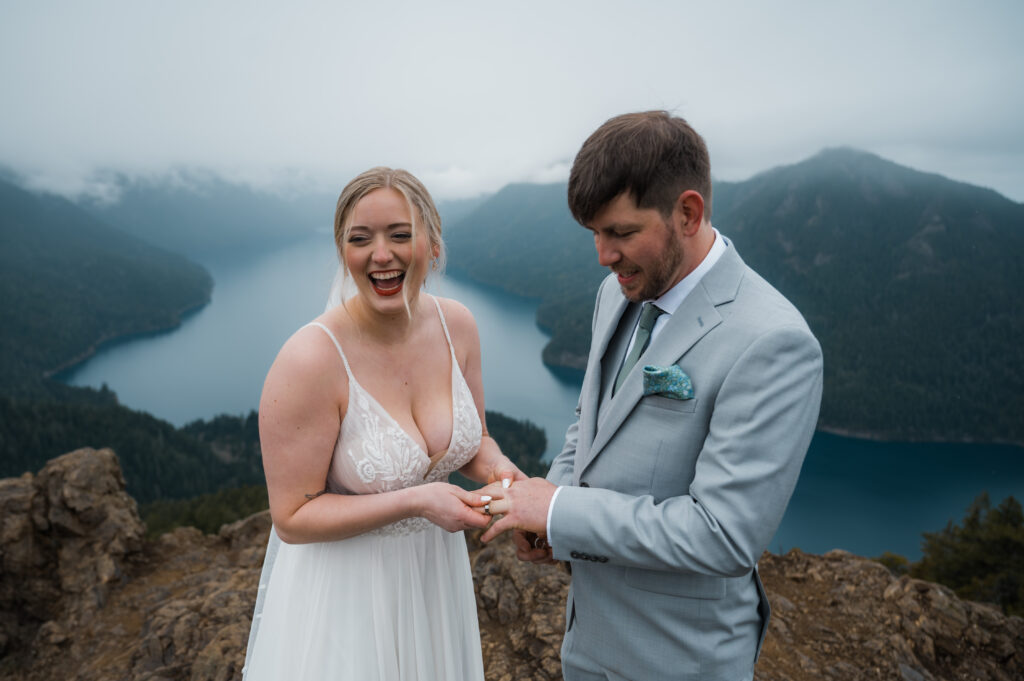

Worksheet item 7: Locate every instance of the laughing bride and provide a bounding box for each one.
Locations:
[242,167,525,680]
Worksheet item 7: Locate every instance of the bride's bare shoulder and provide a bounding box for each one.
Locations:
[268,318,346,384]
[433,296,478,336]
[432,296,480,367]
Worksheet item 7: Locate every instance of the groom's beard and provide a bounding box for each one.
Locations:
[614,222,683,303]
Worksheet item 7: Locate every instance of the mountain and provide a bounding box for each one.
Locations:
[713,148,1024,443]
[0,177,271,501]
[437,193,491,228]
[81,171,334,258]
[0,177,213,399]
[444,182,606,370]
[444,150,1024,444]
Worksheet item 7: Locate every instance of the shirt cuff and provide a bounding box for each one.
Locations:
[546,485,563,546]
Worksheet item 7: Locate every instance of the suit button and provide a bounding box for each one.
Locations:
[580,482,590,488]
[598,556,608,563]
[570,551,581,559]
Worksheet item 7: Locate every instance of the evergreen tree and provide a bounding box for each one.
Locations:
[910,493,1024,615]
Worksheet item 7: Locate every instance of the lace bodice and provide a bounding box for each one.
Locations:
[307,297,483,505]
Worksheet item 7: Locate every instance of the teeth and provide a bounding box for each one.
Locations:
[370,271,403,280]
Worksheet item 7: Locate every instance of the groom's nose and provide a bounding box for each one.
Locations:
[594,233,620,267]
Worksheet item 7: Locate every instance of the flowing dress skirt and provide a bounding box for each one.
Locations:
[243,520,484,681]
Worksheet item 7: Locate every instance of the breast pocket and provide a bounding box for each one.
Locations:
[640,395,698,414]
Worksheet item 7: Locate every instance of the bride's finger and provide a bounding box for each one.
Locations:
[455,488,494,508]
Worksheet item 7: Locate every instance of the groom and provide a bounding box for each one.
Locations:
[480,111,823,681]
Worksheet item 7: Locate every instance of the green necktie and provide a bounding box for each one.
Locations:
[614,303,664,395]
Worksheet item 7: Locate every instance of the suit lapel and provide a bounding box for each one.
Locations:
[574,279,630,469]
[581,245,747,474]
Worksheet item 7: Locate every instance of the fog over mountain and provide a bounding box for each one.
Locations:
[1,2,1022,203]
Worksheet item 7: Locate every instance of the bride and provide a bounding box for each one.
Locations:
[242,167,525,680]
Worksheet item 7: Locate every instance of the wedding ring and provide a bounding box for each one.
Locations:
[483,503,491,516]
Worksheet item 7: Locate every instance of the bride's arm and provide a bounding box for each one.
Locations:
[439,299,527,486]
[260,325,491,544]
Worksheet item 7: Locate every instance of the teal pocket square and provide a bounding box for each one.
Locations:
[642,365,694,400]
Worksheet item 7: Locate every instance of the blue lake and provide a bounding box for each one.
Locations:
[62,236,1024,560]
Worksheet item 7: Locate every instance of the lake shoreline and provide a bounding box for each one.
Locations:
[47,297,212,382]
[816,425,1024,451]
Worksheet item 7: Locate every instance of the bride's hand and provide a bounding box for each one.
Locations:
[413,482,493,533]
[486,457,528,487]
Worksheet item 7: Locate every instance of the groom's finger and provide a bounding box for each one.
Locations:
[513,531,553,563]
[479,514,514,543]
[517,546,555,564]
[485,498,511,516]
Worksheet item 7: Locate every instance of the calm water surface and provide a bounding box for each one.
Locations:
[62,236,1024,559]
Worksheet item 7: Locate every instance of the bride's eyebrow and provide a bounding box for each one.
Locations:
[349,222,413,230]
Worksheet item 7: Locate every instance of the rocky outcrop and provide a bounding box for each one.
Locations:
[0,448,143,664]
[1,450,1022,680]
[469,534,568,681]
[756,550,1024,681]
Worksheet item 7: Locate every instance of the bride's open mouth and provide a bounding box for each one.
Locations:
[369,270,405,296]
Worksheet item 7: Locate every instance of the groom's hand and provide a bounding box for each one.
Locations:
[477,476,555,544]
[513,530,556,564]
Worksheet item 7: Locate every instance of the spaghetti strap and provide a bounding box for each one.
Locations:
[304,321,355,380]
[429,295,457,360]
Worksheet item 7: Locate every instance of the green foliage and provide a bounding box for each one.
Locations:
[0,400,264,504]
[484,410,548,478]
[181,410,263,472]
[873,551,911,576]
[445,150,1024,443]
[910,493,1024,616]
[140,484,269,538]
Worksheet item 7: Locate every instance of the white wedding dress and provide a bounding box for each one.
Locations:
[243,296,485,681]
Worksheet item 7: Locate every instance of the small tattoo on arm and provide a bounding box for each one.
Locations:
[304,489,327,500]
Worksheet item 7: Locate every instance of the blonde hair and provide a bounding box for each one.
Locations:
[333,167,445,315]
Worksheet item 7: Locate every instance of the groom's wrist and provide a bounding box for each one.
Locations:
[545,486,564,547]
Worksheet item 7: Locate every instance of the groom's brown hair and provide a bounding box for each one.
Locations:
[568,110,712,224]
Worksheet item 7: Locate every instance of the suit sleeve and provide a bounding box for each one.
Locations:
[546,410,579,487]
[545,276,611,488]
[548,323,823,577]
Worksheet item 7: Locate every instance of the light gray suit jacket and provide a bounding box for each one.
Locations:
[547,241,823,681]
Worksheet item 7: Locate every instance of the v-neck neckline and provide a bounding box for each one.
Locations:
[310,295,463,479]
[345,365,456,469]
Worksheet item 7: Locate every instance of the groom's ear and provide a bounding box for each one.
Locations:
[673,190,705,237]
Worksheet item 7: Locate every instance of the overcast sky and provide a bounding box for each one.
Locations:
[2,1,1022,203]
